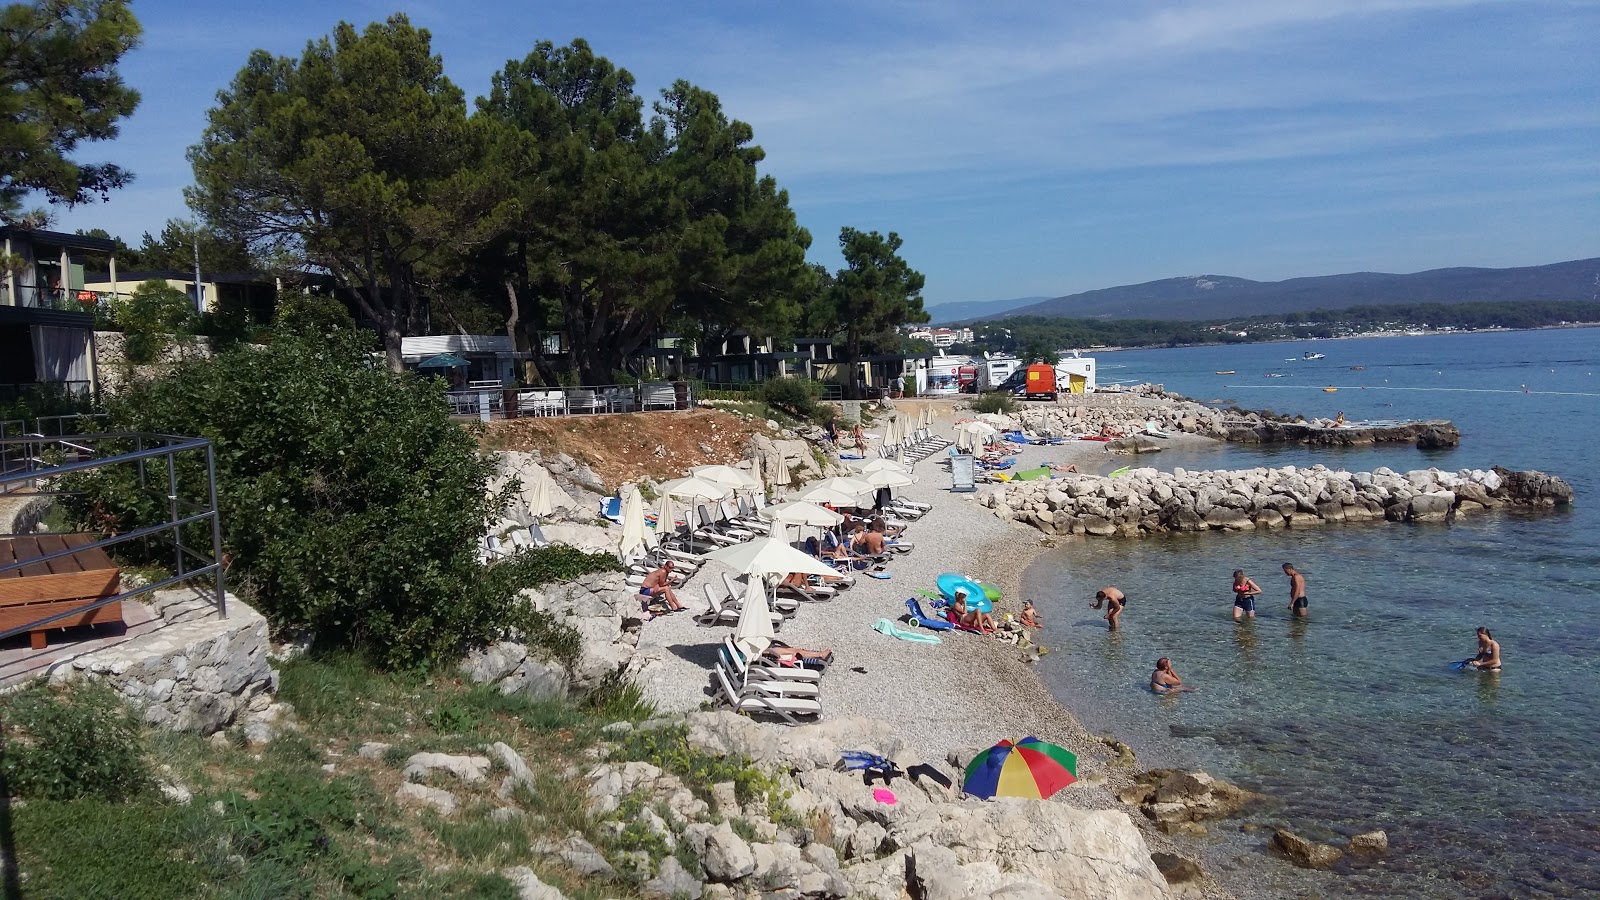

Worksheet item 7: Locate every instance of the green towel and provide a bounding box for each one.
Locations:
[874,618,942,643]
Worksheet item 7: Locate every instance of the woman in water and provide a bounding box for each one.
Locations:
[1232,569,1262,620]
[1151,658,1195,693]
[1467,626,1502,671]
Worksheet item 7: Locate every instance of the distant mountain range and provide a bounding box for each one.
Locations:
[924,295,1049,323]
[959,258,1600,323]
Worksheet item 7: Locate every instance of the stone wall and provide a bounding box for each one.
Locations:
[93,330,216,395]
[46,588,275,733]
[983,464,1574,537]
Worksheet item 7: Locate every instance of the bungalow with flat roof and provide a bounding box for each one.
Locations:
[0,227,109,400]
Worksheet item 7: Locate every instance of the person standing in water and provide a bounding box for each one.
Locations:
[1091,587,1125,630]
[1468,627,1502,671]
[1283,563,1308,617]
[1232,569,1262,620]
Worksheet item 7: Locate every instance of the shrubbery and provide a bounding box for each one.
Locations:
[0,682,152,802]
[753,376,825,420]
[115,279,199,364]
[972,392,1018,414]
[60,327,604,670]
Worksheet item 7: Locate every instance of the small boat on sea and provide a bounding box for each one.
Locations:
[1304,352,1326,360]
[1323,386,1338,393]
[1216,370,1236,375]
[1265,373,1284,378]
[1350,366,1365,371]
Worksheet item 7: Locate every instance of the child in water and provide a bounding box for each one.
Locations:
[1020,600,1043,628]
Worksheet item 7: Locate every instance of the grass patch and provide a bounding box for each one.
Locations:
[8,652,670,898]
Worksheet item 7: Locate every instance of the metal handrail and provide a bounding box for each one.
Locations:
[0,432,227,645]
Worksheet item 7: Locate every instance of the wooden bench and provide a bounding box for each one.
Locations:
[0,534,122,650]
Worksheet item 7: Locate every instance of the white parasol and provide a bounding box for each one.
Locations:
[855,458,911,475]
[760,500,846,528]
[732,576,776,659]
[617,485,652,561]
[810,476,873,497]
[862,468,916,489]
[654,489,679,542]
[768,450,791,499]
[525,467,575,519]
[796,484,862,507]
[690,464,760,492]
[703,535,840,579]
[661,475,732,552]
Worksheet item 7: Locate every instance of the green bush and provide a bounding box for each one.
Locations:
[58,328,552,670]
[754,377,824,419]
[972,392,1017,415]
[115,279,199,363]
[0,681,152,802]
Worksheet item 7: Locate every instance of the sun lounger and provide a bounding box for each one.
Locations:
[720,573,800,614]
[696,585,784,629]
[777,581,835,603]
[721,637,823,684]
[904,598,955,630]
[713,665,822,726]
[717,653,821,699]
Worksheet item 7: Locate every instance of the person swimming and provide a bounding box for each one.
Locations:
[1467,626,1502,671]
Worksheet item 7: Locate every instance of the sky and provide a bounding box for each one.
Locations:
[41,0,1600,306]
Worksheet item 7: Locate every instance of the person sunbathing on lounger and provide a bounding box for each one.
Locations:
[871,517,904,542]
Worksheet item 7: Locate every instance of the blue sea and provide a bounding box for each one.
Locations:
[1023,329,1600,898]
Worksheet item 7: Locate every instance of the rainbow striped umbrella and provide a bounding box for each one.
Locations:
[963,737,1078,800]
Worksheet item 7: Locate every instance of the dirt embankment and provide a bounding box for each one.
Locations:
[480,409,770,491]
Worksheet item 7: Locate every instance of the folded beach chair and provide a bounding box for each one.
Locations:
[599,497,624,523]
[904,598,955,630]
[713,665,823,726]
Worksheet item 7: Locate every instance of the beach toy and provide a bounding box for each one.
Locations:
[980,582,1002,602]
[963,737,1078,800]
[935,572,993,613]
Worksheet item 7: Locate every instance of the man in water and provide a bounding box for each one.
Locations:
[1283,563,1308,617]
[1091,587,1125,630]
[1232,569,1262,621]
[1468,626,1502,671]
[1151,657,1195,693]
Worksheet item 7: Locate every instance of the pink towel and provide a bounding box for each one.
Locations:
[873,788,897,805]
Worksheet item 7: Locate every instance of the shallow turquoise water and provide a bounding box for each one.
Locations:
[1023,329,1600,897]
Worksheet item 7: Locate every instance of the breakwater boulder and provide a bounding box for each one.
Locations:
[981,388,1459,449]
[980,464,1573,537]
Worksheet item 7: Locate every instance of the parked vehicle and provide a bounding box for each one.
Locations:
[1023,363,1058,400]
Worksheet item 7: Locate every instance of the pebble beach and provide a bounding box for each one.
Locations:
[635,404,1241,897]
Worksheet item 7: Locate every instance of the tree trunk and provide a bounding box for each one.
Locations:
[382,316,405,373]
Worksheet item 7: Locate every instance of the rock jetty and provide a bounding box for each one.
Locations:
[980,464,1574,537]
[994,385,1459,448]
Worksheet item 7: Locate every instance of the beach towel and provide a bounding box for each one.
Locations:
[873,618,942,643]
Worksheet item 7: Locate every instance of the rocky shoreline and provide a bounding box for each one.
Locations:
[1002,384,1461,449]
[981,462,1574,538]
